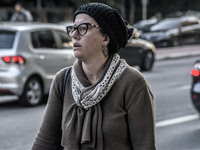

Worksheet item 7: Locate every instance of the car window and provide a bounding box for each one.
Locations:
[133,18,158,31]
[180,21,200,32]
[181,21,199,27]
[53,30,72,49]
[150,18,181,31]
[31,30,57,49]
[0,30,15,49]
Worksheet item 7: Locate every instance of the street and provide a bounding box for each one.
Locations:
[1,46,200,150]
[145,55,200,150]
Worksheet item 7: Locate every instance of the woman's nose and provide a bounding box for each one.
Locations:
[71,29,80,39]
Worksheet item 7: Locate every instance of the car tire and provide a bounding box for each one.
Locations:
[161,41,169,47]
[140,50,154,71]
[172,37,179,46]
[19,76,43,106]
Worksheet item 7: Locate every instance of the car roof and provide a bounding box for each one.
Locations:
[0,22,66,31]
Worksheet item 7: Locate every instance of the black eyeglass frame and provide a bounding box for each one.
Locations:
[66,23,102,38]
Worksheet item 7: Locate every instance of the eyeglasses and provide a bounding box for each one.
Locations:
[66,23,102,38]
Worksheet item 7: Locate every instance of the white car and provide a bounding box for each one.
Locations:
[0,22,76,106]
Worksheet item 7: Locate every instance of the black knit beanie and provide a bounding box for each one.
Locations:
[73,3,133,55]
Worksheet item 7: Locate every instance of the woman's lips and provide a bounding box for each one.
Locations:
[73,43,81,48]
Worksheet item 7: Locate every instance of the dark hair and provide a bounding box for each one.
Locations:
[15,2,23,7]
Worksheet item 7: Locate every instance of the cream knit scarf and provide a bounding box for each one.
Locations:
[71,54,128,110]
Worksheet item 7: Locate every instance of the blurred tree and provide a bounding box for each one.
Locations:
[126,0,135,24]
[69,0,136,24]
[120,0,136,24]
[2,0,200,23]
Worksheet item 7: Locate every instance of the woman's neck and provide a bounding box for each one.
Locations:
[82,56,108,85]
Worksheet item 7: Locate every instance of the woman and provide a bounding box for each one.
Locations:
[31,2,156,150]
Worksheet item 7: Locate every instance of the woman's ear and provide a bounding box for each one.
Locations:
[103,35,110,45]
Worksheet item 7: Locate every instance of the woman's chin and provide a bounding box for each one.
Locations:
[74,52,83,60]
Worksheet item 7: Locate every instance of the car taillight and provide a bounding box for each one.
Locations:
[191,69,200,77]
[2,56,25,65]
[192,93,198,100]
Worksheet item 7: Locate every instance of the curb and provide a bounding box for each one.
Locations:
[156,44,200,61]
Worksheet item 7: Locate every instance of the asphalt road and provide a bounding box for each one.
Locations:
[146,55,197,121]
[143,55,200,150]
[1,45,200,150]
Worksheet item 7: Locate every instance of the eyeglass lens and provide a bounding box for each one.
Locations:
[67,24,88,37]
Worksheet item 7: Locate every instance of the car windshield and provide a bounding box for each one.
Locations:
[150,18,181,31]
[0,30,16,49]
[133,18,158,31]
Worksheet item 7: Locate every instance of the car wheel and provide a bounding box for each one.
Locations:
[140,50,154,71]
[161,41,169,47]
[20,77,43,106]
[172,37,179,46]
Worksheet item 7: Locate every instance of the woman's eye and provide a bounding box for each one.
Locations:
[80,26,87,31]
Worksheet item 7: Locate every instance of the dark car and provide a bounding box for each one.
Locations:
[140,15,200,47]
[133,18,159,34]
[190,60,200,114]
[119,38,156,71]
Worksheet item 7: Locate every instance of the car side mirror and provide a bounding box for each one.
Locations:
[132,29,140,38]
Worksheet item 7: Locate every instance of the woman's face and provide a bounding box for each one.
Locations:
[72,13,109,62]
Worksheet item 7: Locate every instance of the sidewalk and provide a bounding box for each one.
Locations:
[156,44,200,61]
